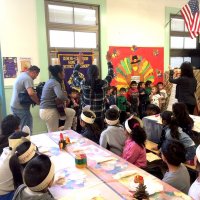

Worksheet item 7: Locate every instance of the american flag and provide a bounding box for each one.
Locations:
[181,0,200,39]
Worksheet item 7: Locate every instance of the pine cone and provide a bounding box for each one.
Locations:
[133,184,149,200]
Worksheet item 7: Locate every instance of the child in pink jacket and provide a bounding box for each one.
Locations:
[122,116,147,168]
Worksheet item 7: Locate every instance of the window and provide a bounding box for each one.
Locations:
[169,15,200,68]
[45,1,100,68]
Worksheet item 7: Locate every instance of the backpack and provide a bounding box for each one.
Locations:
[36,82,45,100]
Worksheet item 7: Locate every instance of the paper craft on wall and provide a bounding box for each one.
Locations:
[3,57,18,78]
[109,46,164,89]
[19,57,31,72]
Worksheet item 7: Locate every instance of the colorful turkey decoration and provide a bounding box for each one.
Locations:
[110,46,164,90]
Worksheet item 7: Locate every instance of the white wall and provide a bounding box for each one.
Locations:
[106,0,187,47]
[0,0,40,86]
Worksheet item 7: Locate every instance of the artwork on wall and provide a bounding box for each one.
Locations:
[57,52,93,93]
[3,57,18,78]
[109,46,164,89]
[19,57,31,72]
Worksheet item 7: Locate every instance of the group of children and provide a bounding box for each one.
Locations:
[0,115,55,200]
[78,102,200,198]
[105,80,167,120]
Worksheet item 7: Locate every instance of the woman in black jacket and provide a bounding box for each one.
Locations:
[169,62,197,114]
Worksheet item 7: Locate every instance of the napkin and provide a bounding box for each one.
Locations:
[94,156,117,163]
[146,152,161,162]
[113,170,137,180]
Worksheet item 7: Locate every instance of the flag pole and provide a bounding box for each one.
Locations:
[165,10,181,28]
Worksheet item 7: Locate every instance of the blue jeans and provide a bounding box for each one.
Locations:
[11,107,32,134]
[0,191,14,200]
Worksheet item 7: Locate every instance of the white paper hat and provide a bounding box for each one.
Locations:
[81,106,96,124]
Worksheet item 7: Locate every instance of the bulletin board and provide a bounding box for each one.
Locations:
[57,52,93,93]
[109,46,164,89]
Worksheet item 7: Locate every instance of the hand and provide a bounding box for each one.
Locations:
[168,65,172,71]
[106,51,112,62]
[77,53,84,65]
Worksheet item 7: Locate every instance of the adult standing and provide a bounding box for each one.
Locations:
[10,66,40,133]
[73,52,114,130]
[169,62,197,114]
[40,65,75,132]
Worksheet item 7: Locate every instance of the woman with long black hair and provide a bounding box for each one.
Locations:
[169,62,197,114]
[73,52,114,130]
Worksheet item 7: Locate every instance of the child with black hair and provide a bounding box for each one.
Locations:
[100,108,126,156]
[154,111,196,161]
[12,154,55,200]
[105,86,116,110]
[0,115,20,155]
[149,86,161,108]
[172,102,194,135]
[145,104,161,116]
[0,131,30,200]
[127,81,139,115]
[9,141,37,190]
[138,82,148,118]
[80,106,101,144]
[161,140,190,194]
[122,116,147,167]
[145,80,152,104]
[188,145,200,199]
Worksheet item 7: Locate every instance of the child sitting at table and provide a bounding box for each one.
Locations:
[156,111,196,161]
[100,108,126,156]
[80,106,101,144]
[122,116,147,168]
[188,145,200,199]
[145,104,161,116]
[9,141,37,190]
[0,115,20,155]
[149,86,161,108]
[161,139,190,194]
[172,102,194,136]
[12,154,55,200]
[0,131,30,200]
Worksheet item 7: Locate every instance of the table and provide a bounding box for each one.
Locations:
[143,114,200,143]
[31,131,192,200]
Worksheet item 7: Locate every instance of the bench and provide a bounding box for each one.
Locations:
[145,140,196,171]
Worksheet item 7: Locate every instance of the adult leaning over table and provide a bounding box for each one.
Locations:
[169,62,197,114]
[40,65,75,132]
[73,52,114,130]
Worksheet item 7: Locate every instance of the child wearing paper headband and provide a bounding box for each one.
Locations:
[0,131,30,200]
[188,145,200,199]
[100,107,126,156]
[9,141,37,190]
[122,116,147,168]
[80,106,101,144]
[12,154,55,200]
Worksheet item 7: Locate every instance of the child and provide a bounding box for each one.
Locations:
[145,80,152,104]
[12,155,55,200]
[100,108,126,156]
[69,89,80,131]
[145,104,161,116]
[0,115,20,155]
[138,82,148,118]
[188,145,200,199]
[117,87,130,124]
[105,86,115,110]
[161,140,190,194]
[157,82,168,111]
[149,86,161,108]
[127,81,139,115]
[122,116,147,167]
[80,106,101,144]
[157,111,196,161]
[172,102,194,136]
[0,131,30,200]
[9,141,37,190]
